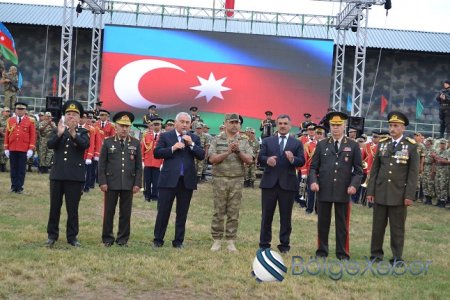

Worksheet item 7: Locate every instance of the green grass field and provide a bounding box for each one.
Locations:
[1,171,450,299]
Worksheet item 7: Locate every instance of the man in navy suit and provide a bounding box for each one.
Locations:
[258,114,305,253]
[152,112,205,248]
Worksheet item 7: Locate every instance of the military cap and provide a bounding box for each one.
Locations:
[3,107,10,112]
[306,123,317,130]
[314,125,326,133]
[98,109,110,115]
[203,123,210,129]
[225,113,240,122]
[38,112,44,116]
[113,111,134,126]
[86,111,95,118]
[326,111,348,125]
[195,122,203,129]
[387,111,409,126]
[150,117,163,124]
[425,137,434,142]
[165,119,175,125]
[148,105,156,110]
[265,111,273,116]
[15,102,28,110]
[304,113,311,118]
[189,106,198,112]
[134,123,148,129]
[62,100,83,116]
[439,138,447,144]
[444,79,450,85]
[45,112,52,117]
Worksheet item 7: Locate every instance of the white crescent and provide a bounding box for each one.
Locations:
[114,59,185,109]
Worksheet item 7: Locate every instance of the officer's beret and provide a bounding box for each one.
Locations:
[326,111,348,125]
[189,106,198,112]
[148,105,156,110]
[113,111,134,126]
[265,111,273,116]
[387,111,409,126]
[62,100,84,116]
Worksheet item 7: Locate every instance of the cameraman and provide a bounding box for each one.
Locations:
[436,80,450,138]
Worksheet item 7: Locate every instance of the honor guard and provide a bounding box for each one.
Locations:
[260,111,276,139]
[143,105,159,124]
[300,113,312,130]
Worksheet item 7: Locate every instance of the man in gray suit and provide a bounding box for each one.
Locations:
[309,111,363,260]
[367,111,419,264]
[98,111,143,247]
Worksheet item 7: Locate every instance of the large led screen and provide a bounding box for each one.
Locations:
[100,25,334,131]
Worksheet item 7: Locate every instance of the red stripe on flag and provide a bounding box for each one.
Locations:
[0,32,16,55]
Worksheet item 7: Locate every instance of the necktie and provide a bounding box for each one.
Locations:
[392,141,397,149]
[334,140,339,153]
[279,135,286,154]
[18,117,22,124]
[179,135,184,176]
[154,133,158,140]
[120,139,124,149]
[101,122,105,128]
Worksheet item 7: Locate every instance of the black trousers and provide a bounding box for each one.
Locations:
[306,177,317,213]
[47,180,83,242]
[9,151,26,192]
[370,203,407,260]
[144,167,160,200]
[154,177,193,247]
[259,184,295,252]
[316,201,351,259]
[102,190,134,244]
[84,163,94,190]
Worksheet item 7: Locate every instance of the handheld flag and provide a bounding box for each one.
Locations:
[416,98,424,119]
[0,22,18,64]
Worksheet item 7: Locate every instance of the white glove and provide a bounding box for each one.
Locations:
[4,150,9,158]
[85,159,92,165]
[94,156,99,161]
[301,175,307,179]
[27,150,33,159]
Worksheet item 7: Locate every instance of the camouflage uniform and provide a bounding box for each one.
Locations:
[244,137,259,187]
[196,131,210,179]
[38,119,55,170]
[422,146,435,204]
[434,146,450,207]
[202,132,213,178]
[0,114,8,171]
[3,71,19,109]
[209,132,253,241]
[416,142,426,200]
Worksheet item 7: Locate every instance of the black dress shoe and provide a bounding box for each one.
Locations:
[68,240,81,247]
[117,243,128,247]
[369,256,383,262]
[104,242,113,247]
[152,242,163,248]
[173,244,184,249]
[389,258,404,266]
[45,239,56,247]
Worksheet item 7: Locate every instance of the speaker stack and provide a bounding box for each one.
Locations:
[347,116,365,137]
[45,96,63,123]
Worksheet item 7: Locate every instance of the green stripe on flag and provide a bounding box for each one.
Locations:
[416,98,424,119]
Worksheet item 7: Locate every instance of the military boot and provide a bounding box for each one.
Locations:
[243,180,249,188]
[27,165,32,172]
[0,164,5,172]
[249,180,255,188]
[435,199,446,208]
[197,176,202,184]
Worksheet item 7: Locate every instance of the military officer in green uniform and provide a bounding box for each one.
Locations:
[98,111,143,247]
[209,113,253,252]
[194,122,209,183]
[367,111,420,264]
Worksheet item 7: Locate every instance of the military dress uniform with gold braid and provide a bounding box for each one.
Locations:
[209,128,253,242]
[367,112,419,262]
[0,114,8,171]
[46,101,89,245]
[98,112,143,246]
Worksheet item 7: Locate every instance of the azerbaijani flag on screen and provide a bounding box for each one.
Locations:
[0,22,18,64]
[100,25,333,126]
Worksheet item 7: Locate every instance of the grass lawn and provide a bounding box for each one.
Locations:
[1,171,450,299]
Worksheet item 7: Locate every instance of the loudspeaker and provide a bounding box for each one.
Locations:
[347,116,365,136]
[47,109,62,124]
[45,96,63,111]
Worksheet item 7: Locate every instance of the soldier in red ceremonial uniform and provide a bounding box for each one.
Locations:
[141,117,164,202]
[4,102,37,193]
[302,128,319,214]
[359,131,380,205]
[79,111,97,192]
[300,123,316,145]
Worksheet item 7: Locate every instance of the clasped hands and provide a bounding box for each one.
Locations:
[267,151,294,167]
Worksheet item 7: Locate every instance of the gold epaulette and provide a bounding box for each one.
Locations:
[406,137,416,144]
[379,137,389,143]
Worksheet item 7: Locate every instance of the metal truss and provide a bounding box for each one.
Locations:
[58,0,74,100]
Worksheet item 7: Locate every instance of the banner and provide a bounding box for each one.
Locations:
[0,22,18,64]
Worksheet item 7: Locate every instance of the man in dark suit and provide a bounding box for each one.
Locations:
[45,100,90,247]
[98,111,143,247]
[367,111,419,264]
[309,111,363,260]
[152,112,205,248]
[258,114,305,253]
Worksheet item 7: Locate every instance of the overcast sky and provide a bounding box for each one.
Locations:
[1,0,449,33]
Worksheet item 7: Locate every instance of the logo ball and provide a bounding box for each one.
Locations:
[252,248,287,282]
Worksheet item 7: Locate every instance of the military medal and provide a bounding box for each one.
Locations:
[110,144,116,153]
[128,145,136,161]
